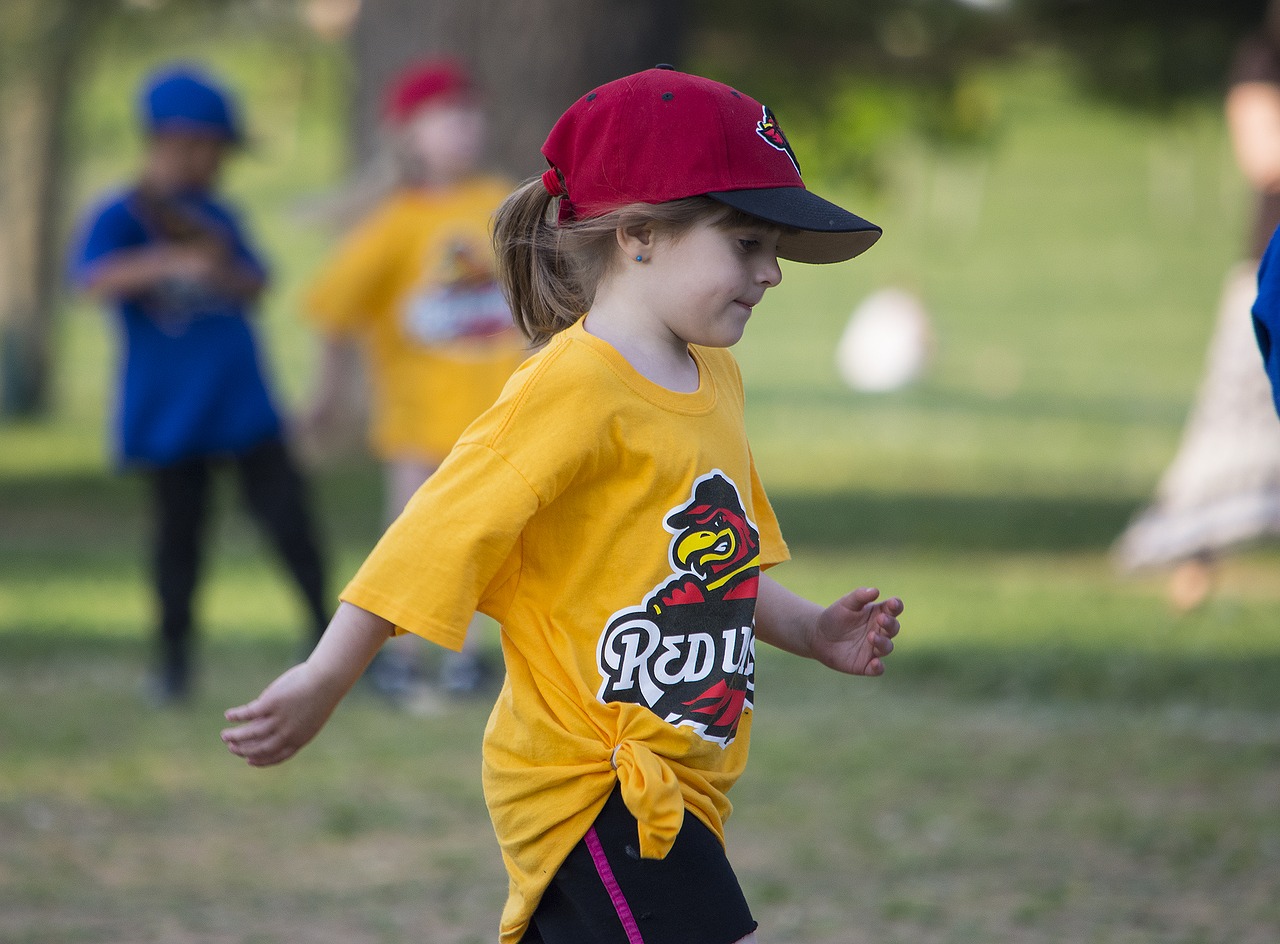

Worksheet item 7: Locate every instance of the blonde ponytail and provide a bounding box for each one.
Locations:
[493,178,592,346]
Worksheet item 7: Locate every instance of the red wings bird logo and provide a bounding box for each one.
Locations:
[755,105,801,175]
[596,471,762,746]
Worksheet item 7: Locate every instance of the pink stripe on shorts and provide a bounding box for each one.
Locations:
[584,826,646,944]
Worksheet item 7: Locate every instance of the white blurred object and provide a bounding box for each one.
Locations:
[836,287,934,392]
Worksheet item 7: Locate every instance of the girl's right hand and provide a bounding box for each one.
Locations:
[221,662,341,767]
[222,603,394,767]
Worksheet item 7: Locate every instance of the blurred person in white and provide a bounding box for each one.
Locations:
[1113,2,1280,610]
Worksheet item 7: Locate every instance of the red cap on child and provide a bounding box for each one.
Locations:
[384,58,474,125]
[540,66,881,264]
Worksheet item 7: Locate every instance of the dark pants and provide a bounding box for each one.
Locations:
[149,437,328,693]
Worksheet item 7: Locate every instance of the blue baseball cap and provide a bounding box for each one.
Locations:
[140,65,243,143]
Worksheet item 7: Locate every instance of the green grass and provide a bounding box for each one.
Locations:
[3,44,1280,944]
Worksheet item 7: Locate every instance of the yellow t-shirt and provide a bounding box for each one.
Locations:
[304,177,528,462]
[341,319,789,943]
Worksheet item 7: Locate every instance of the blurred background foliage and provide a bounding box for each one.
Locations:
[3,0,1276,418]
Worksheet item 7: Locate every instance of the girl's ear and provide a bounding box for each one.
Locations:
[616,220,655,260]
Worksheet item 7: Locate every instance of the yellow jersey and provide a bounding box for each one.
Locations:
[305,178,528,461]
[341,319,789,941]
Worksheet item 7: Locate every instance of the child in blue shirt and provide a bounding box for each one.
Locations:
[71,64,329,703]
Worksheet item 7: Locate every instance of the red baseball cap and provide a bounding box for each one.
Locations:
[384,58,474,125]
[540,66,881,264]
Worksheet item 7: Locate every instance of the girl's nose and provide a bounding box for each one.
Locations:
[759,253,782,288]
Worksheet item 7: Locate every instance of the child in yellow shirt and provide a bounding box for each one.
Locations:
[304,59,527,696]
[226,66,902,944]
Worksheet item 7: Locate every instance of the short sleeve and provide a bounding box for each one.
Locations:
[69,198,145,288]
[303,202,406,336]
[719,347,788,568]
[340,441,541,649]
[748,449,789,571]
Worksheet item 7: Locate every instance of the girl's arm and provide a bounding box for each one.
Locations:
[300,336,360,440]
[82,244,265,303]
[81,244,219,298]
[221,602,393,766]
[753,573,901,677]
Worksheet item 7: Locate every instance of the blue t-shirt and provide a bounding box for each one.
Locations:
[1253,226,1280,419]
[71,188,282,466]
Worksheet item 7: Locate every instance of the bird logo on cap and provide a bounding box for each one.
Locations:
[755,105,800,176]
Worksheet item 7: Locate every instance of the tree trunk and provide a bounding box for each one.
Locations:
[348,0,687,178]
[0,0,88,417]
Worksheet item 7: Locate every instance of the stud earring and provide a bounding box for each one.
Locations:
[635,255,644,262]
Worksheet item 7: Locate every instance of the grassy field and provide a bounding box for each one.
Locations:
[3,38,1280,944]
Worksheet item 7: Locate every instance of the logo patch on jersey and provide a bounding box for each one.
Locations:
[402,238,515,345]
[596,471,761,746]
[755,105,800,176]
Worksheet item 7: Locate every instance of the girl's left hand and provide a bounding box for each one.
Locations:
[810,587,902,676]
[221,662,338,767]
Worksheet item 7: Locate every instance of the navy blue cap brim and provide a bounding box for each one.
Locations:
[707,187,881,264]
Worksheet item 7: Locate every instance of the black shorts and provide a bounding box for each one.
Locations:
[520,786,756,944]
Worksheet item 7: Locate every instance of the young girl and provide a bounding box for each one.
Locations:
[303,59,527,696]
[223,66,903,944]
